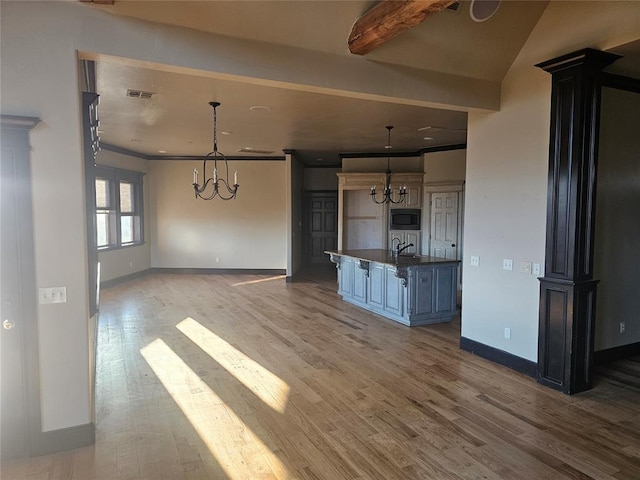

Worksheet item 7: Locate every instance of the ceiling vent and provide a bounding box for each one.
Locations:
[238,147,276,155]
[126,89,154,99]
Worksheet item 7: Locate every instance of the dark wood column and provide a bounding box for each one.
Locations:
[536,49,620,394]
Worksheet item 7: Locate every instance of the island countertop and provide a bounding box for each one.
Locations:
[324,249,460,268]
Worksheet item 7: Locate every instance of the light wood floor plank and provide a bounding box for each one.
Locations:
[2,270,639,479]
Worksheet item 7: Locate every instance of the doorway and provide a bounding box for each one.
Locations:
[302,191,338,266]
[593,83,640,368]
[1,116,40,460]
[424,182,465,297]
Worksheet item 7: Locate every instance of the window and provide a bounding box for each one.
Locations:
[95,166,144,249]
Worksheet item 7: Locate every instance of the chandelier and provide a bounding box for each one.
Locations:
[192,101,239,200]
[370,125,406,204]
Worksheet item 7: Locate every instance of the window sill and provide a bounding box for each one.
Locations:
[98,242,145,253]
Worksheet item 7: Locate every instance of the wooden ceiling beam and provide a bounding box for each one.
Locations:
[348,0,457,55]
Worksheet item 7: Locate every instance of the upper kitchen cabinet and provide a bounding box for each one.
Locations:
[390,174,422,208]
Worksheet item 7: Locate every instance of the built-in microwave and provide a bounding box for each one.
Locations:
[390,209,421,230]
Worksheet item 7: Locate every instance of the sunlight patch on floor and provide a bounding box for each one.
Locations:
[176,317,291,413]
[140,338,289,479]
[231,275,285,287]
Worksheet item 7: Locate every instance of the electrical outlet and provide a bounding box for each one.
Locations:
[532,263,541,276]
[519,261,532,274]
[470,256,480,267]
[503,259,513,271]
[504,327,511,339]
[215,257,220,263]
[620,322,625,334]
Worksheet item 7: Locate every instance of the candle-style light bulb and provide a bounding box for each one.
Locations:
[234,170,238,185]
[193,168,198,185]
[213,168,218,183]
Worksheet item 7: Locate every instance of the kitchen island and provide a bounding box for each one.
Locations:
[325,249,459,326]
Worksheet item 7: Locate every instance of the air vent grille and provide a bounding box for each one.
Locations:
[126,89,154,99]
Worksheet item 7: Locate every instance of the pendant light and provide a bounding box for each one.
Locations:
[192,101,239,200]
[370,125,406,204]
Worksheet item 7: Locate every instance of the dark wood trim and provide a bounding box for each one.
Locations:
[100,268,288,289]
[536,48,621,394]
[601,72,640,94]
[100,143,286,161]
[340,150,426,159]
[30,423,95,457]
[340,143,466,160]
[418,143,467,155]
[100,269,152,289]
[459,337,537,378]
[150,268,287,276]
[594,342,640,366]
[303,165,342,170]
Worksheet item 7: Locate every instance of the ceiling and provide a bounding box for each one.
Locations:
[91,0,551,165]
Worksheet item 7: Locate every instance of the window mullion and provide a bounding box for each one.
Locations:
[113,178,121,246]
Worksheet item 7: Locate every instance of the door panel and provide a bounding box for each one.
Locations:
[304,192,338,265]
[430,192,459,260]
[1,118,39,459]
[1,145,28,459]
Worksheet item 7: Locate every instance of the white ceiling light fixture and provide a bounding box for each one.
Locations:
[470,0,501,23]
[249,105,271,112]
[192,101,239,201]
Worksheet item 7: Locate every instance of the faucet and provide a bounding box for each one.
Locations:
[391,237,402,254]
[396,243,414,256]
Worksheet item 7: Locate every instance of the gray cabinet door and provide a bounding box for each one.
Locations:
[434,266,456,313]
[384,266,404,316]
[414,268,434,315]
[353,263,368,304]
[338,257,353,297]
[369,263,385,309]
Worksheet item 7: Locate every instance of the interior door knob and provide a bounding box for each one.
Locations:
[451,244,456,247]
[3,319,15,330]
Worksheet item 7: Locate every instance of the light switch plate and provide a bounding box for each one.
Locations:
[520,261,532,274]
[470,255,480,267]
[503,259,513,271]
[532,263,541,276]
[39,287,67,304]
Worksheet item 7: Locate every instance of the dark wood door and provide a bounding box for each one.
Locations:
[304,192,338,265]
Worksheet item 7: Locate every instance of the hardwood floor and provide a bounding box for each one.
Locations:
[3,271,640,479]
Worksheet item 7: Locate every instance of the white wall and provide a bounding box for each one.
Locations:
[96,150,152,282]
[149,160,287,269]
[594,87,640,351]
[462,1,640,361]
[424,149,466,183]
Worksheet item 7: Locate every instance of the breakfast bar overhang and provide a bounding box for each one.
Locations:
[325,249,460,326]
